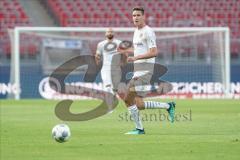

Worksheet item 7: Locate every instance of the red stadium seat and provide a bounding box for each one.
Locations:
[1,0,239,57]
[0,0,31,57]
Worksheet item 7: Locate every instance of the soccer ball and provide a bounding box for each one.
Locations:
[52,124,71,143]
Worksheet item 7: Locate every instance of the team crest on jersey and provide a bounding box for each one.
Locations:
[104,42,117,52]
[139,33,143,38]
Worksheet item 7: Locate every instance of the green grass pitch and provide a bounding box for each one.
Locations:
[0,99,240,160]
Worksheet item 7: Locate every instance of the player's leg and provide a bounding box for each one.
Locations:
[134,96,144,110]
[135,74,176,122]
[144,101,176,122]
[111,66,122,94]
[124,81,145,135]
[134,95,175,116]
[101,67,117,114]
[101,65,122,94]
[101,66,113,92]
[143,100,176,109]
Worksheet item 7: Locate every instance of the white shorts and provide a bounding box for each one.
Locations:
[101,65,121,91]
[128,72,153,97]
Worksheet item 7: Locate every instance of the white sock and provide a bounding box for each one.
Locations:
[144,101,170,109]
[128,105,143,130]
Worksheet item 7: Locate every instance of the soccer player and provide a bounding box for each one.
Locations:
[95,28,122,94]
[118,7,176,135]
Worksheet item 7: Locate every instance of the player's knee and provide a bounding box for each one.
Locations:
[135,98,145,110]
[124,98,134,107]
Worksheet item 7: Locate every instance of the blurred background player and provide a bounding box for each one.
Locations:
[118,7,176,135]
[95,28,122,95]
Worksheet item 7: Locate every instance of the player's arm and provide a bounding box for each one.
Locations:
[95,43,102,65]
[128,47,157,62]
[95,54,101,65]
[117,47,134,55]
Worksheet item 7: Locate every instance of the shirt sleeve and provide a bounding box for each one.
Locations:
[146,29,157,49]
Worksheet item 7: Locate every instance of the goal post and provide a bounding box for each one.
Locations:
[9,27,231,99]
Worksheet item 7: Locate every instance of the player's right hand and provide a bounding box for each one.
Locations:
[117,47,134,55]
[95,54,101,65]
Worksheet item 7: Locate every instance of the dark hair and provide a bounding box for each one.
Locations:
[132,7,144,15]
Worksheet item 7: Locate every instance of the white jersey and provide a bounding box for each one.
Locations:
[133,25,156,77]
[96,39,122,66]
[96,39,122,89]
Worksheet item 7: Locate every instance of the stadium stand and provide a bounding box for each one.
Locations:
[0,0,240,59]
[0,0,31,58]
[44,0,240,39]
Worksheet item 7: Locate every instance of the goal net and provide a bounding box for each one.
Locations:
[8,27,230,99]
